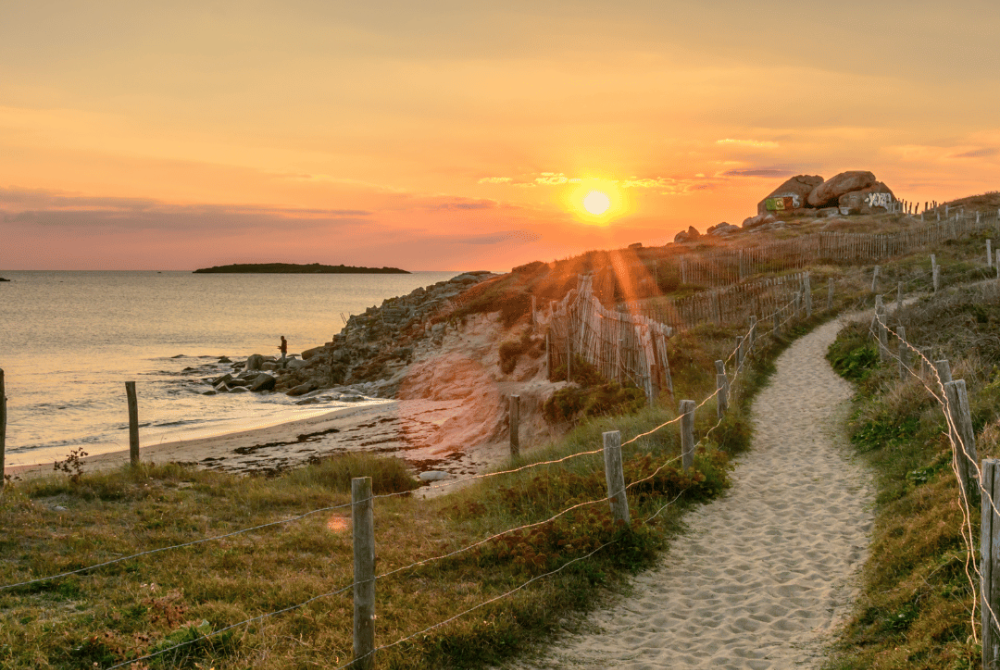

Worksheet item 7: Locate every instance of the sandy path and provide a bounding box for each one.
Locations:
[510,318,874,669]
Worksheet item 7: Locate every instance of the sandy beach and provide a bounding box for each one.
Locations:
[504,317,875,669]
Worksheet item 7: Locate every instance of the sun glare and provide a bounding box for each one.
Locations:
[583,191,611,215]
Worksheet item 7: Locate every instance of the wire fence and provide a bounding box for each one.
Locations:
[868,283,1000,656]
[9,212,995,667]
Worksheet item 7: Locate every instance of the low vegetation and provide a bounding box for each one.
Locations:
[825,281,1000,669]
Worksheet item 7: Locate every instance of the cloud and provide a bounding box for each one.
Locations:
[716,138,779,148]
[953,147,998,158]
[721,168,795,177]
[0,187,372,231]
[477,176,513,184]
[535,172,572,185]
[438,229,541,245]
[420,196,498,211]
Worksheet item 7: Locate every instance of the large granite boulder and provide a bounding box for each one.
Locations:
[245,354,266,371]
[757,175,824,215]
[673,226,701,244]
[838,182,895,215]
[807,171,876,208]
[248,373,276,392]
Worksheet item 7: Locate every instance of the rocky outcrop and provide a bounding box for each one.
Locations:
[707,222,740,236]
[837,182,896,215]
[757,175,824,215]
[807,171,876,208]
[742,213,778,229]
[198,271,498,399]
[674,226,701,244]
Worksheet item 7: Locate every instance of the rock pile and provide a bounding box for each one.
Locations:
[199,271,497,399]
[746,170,896,228]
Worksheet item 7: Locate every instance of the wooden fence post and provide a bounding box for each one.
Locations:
[897,326,909,381]
[545,330,552,381]
[827,280,834,310]
[749,316,757,350]
[602,430,630,525]
[679,400,695,472]
[871,265,880,292]
[981,459,1000,669]
[567,326,573,383]
[717,374,729,418]
[989,239,993,268]
[804,273,812,316]
[773,310,780,337]
[125,381,140,467]
[935,359,953,385]
[0,368,5,488]
[509,395,520,458]
[933,265,940,293]
[896,282,903,317]
[944,380,980,505]
[735,336,744,371]
[919,347,932,376]
[352,477,376,670]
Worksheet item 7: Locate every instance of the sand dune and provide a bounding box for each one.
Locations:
[506,317,874,669]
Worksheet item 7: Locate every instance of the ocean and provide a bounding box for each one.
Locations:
[0,270,464,468]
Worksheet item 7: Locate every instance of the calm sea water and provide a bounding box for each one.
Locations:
[0,270,464,467]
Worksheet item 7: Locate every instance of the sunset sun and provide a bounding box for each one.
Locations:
[583,190,611,215]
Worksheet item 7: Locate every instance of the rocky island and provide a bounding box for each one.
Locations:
[193,262,409,274]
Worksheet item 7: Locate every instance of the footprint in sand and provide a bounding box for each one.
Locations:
[505,318,875,670]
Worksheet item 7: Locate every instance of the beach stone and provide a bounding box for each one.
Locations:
[213,382,230,393]
[211,373,234,386]
[262,361,278,371]
[287,358,309,370]
[218,356,231,363]
[757,175,824,215]
[202,389,217,396]
[418,471,450,482]
[245,354,266,371]
[287,382,317,397]
[230,386,249,393]
[248,373,276,392]
[338,394,366,402]
[807,170,877,207]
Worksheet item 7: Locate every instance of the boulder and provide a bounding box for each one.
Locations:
[628,242,643,249]
[807,171,877,208]
[287,358,309,370]
[742,213,778,229]
[301,345,329,361]
[211,373,234,386]
[248,373,276,392]
[230,386,249,393]
[287,382,318,397]
[262,362,278,371]
[817,207,841,218]
[757,175,824,215]
[245,354,266,371]
[218,356,232,363]
[838,181,895,215]
[707,222,739,236]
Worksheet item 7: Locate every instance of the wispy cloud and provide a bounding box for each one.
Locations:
[721,168,795,177]
[438,229,541,245]
[716,138,779,148]
[953,147,998,158]
[0,188,372,231]
[477,176,513,184]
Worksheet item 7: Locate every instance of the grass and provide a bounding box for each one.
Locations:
[823,285,1000,669]
[0,295,819,669]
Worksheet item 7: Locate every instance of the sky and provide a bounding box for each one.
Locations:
[2,1,999,271]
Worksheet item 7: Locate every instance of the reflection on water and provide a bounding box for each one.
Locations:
[0,270,463,466]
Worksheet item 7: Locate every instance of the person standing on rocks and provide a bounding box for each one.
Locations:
[279,336,288,368]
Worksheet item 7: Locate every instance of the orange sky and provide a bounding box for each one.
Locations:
[2,1,999,270]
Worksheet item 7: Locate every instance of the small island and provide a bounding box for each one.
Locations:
[0,277,10,282]
[193,262,409,274]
